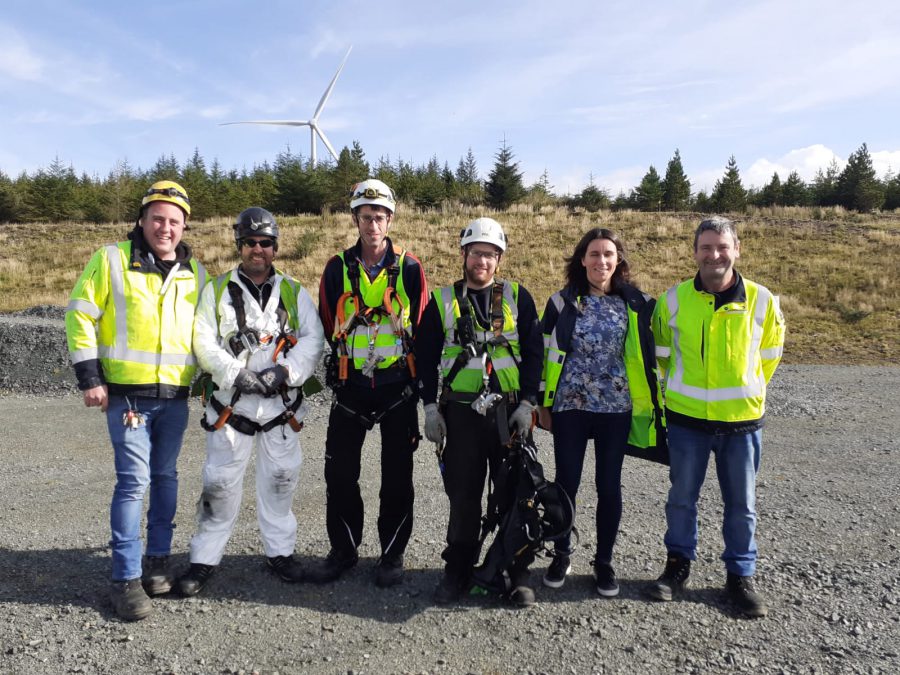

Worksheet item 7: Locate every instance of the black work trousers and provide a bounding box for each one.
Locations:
[323,381,419,558]
[440,401,534,580]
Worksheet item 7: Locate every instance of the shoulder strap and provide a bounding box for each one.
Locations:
[490,281,505,337]
[227,281,247,332]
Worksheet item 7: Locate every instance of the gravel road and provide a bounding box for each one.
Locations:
[0,309,898,674]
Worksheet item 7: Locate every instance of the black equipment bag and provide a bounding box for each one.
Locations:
[470,434,574,594]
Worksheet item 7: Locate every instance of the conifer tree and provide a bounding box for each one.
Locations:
[634,165,664,211]
[836,143,884,212]
[662,149,691,211]
[811,158,841,206]
[711,156,747,212]
[455,148,483,205]
[781,171,808,206]
[757,172,783,207]
[484,140,525,210]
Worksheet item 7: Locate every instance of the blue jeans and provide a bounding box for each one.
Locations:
[551,409,631,563]
[664,422,762,577]
[106,395,188,581]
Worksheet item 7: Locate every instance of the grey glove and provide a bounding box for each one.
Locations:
[234,368,267,395]
[423,403,447,444]
[508,400,537,436]
[258,365,289,397]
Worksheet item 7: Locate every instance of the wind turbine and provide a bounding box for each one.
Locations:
[221,46,352,167]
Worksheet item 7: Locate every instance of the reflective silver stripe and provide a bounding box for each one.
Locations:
[546,292,565,352]
[549,350,565,365]
[761,346,783,359]
[502,281,519,321]
[66,298,102,319]
[98,345,196,366]
[69,347,99,364]
[349,344,403,359]
[550,293,564,313]
[491,355,518,370]
[195,263,207,305]
[666,286,685,393]
[542,334,551,349]
[656,346,671,357]
[106,245,129,344]
[440,356,457,370]
[666,377,764,401]
[438,286,456,330]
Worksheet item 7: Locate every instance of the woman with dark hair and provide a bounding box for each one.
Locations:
[539,227,664,596]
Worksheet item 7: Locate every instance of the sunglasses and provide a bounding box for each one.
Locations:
[241,238,276,249]
[145,186,190,203]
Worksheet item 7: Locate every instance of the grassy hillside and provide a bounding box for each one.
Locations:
[2,205,898,364]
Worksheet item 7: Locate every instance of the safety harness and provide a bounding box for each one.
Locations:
[198,273,304,435]
[331,252,416,384]
[438,280,519,450]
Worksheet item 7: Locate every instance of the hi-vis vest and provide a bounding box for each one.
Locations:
[210,270,301,333]
[436,280,521,394]
[66,241,206,388]
[652,277,785,423]
[336,249,412,371]
[541,289,663,451]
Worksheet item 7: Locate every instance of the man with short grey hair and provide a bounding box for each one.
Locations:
[648,216,785,618]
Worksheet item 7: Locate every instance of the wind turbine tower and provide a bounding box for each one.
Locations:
[221,46,352,167]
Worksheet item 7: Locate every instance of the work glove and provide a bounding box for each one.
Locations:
[508,400,537,436]
[234,368,267,395]
[258,365,289,397]
[423,403,447,445]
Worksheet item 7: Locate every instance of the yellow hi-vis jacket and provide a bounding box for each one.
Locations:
[436,280,521,394]
[66,241,206,396]
[652,275,785,423]
[336,249,412,372]
[540,284,666,459]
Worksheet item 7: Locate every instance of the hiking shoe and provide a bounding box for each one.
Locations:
[110,579,152,621]
[509,584,536,608]
[141,555,173,596]
[647,554,691,601]
[306,548,358,584]
[375,554,404,588]
[726,573,768,618]
[267,555,306,583]
[433,572,466,604]
[594,562,620,598]
[543,553,572,589]
[177,563,216,597]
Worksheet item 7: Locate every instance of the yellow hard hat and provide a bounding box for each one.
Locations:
[141,180,191,217]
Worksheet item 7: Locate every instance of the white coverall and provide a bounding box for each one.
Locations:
[189,269,324,565]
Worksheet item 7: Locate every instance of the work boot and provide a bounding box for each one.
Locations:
[177,563,216,597]
[593,562,620,598]
[433,571,466,604]
[375,554,404,588]
[726,573,769,618]
[141,555,173,596]
[508,568,536,608]
[647,554,691,601]
[306,548,358,584]
[110,579,152,621]
[542,553,571,589]
[267,555,306,583]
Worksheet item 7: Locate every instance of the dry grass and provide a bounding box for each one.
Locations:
[2,206,898,364]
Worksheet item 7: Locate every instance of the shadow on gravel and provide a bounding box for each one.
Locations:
[539,573,747,618]
[0,548,452,623]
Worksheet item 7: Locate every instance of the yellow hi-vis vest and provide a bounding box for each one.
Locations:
[652,277,785,423]
[436,280,521,394]
[541,290,663,451]
[337,250,412,371]
[66,241,206,389]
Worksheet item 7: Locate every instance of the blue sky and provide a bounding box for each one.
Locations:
[3,0,900,196]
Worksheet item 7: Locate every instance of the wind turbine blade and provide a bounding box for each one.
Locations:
[315,127,339,162]
[312,46,352,120]
[220,120,311,127]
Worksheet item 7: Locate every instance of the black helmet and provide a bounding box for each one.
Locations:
[234,207,279,247]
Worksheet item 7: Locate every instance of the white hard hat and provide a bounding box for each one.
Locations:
[350,179,396,213]
[460,217,507,252]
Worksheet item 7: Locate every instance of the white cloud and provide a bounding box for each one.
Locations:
[871,150,900,178]
[0,26,43,80]
[745,145,845,187]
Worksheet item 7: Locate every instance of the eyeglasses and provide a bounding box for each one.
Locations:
[145,186,190,203]
[357,214,389,226]
[467,249,500,261]
[241,238,276,249]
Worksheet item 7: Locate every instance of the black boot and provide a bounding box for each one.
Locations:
[306,548,359,584]
[726,573,768,618]
[647,554,690,601]
[177,563,216,597]
[267,555,306,583]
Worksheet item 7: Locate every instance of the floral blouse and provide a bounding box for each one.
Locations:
[553,294,631,414]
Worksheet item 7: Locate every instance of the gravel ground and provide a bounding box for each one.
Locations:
[0,308,898,674]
